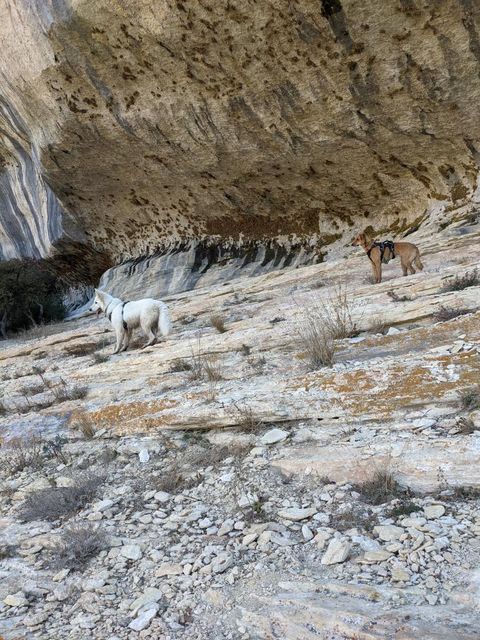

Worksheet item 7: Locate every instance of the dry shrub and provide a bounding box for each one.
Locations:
[247,355,266,373]
[450,486,480,500]
[92,352,109,365]
[0,543,17,560]
[151,442,249,495]
[170,359,193,373]
[21,472,105,522]
[433,305,470,322]
[387,291,411,302]
[441,268,480,292]
[188,339,223,382]
[1,436,45,475]
[387,499,422,518]
[18,382,46,396]
[298,286,358,369]
[202,355,223,382]
[331,507,378,532]
[152,461,200,493]
[459,386,480,411]
[186,443,248,468]
[210,314,227,333]
[226,402,263,432]
[320,285,359,339]
[355,470,406,505]
[456,417,479,435]
[29,367,88,405]
[53,382,88,403]
[49,524,106,570]
[368,317,388,335]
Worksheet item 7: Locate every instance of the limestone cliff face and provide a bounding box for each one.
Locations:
[1,0,480,271]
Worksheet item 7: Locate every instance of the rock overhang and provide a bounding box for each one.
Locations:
[0,0,480,274]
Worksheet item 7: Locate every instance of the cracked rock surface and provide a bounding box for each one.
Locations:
[1,221,480,638]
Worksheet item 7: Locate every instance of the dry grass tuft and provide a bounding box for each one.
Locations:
[53,383,88,403]
[18,382,45,396]
[69,412,97,439]
[92,352,109,365]
[299,311,335,369]
[368,317,389,335]
[321,285,359,339]
[152,460,201,493]
[226,402,264,432]
[170,359,193,373]
[210,314,227,333]
[355,470,405,505]
[298,286,359,369]
[188,339,223,382]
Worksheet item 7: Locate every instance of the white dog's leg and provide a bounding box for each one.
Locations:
[121,327,133,352]
[113,327,124,354]
[141,319,157,348]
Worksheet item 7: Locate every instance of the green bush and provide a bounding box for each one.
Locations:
[0,260,65,336]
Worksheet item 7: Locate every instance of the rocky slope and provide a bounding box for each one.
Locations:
[1,219,480,638]
[1,0,480,272]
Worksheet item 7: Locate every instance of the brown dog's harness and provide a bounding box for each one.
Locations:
[367,241,395,264]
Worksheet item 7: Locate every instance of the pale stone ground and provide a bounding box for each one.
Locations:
[1,219,480,639]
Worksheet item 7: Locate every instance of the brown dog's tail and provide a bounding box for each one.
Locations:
[414,253,424,271]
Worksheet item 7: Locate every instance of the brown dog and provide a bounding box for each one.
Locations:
[352,232,423,284]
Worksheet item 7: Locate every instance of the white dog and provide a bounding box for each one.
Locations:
[90,289,171,354]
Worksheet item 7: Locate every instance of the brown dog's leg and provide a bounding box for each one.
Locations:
[373,259,382,283]
[401,259,408,276]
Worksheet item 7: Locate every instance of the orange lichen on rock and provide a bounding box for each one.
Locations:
[85,398,178,433]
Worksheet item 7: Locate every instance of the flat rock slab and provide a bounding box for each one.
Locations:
[277,507,317,522]
[260,428,289,445]
[424,504,446,519]
[374,525,404,542]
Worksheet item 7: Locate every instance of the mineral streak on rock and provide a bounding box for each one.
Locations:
[1,1,480,272]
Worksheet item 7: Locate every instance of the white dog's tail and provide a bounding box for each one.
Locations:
[158,302,171,337]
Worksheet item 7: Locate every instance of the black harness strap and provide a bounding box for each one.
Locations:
[367,240,395,263]
[121,301,129,330]
[105,300,130,326]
